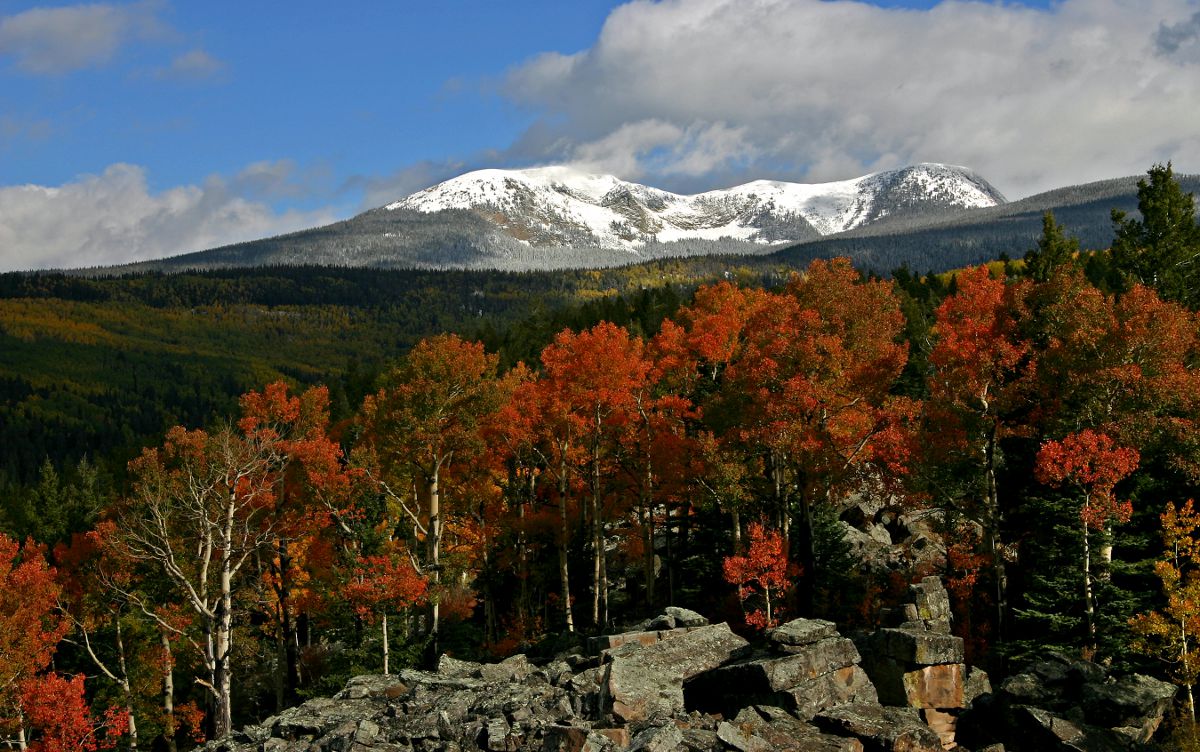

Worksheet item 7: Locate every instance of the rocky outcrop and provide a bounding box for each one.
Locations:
[600,622,750,723]
[685,618,877,720]
[857,577,973,748]
[957,653,1177,752]
[208,596,1175,752]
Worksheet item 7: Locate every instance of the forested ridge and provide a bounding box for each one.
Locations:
[4,164,1200,750]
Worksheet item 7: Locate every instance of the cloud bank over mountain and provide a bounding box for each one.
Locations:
[503,0,1200,198]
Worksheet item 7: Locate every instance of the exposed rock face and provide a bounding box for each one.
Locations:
[207,598,1174,752]
[685,618,877,721]
[601,622,749,722]
[857,577,968,748]
[957,653,1177,752]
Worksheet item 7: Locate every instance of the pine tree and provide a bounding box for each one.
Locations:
[1025,211,1080,283]
[1111,163,1200,307]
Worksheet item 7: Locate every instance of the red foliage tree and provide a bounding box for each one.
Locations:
[1035,430,1139,652]
[20,673,126,752]
[360,334,503,654]
[1,534,69,749]
[539,322,652,628]
[727,258,911,612]
[342,541,427,674]
[722,522,792,630]
[924,265,1032,641]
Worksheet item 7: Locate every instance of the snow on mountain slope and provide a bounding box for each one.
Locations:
[386,163,1006,250]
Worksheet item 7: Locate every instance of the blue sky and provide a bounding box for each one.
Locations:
[1,0,1196,271]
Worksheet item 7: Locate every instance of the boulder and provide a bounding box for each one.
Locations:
[685,638,874,720]
[603,622,749,723]
[702,637,861,692]
[716,721,771,752]
[813,703,943,752]
[438,653,484,678]
[783,666,879,721]
[480,654,533,684]
[542,725,613,752]
[1080,673,1177,743]
[900,663,966,709]
[768,618,839,648]
[665,606,708,628]
[628,724,683,752]
[865,629,964,666]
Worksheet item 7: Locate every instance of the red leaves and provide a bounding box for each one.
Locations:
[342,543,428,623]
[0,534,68,725]
[20,673,126,752]
[723,522,793,630]
[1036,430,1139,529]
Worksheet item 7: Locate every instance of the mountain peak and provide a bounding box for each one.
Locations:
[384,164,1005,249]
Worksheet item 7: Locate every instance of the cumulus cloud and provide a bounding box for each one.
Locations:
[503,0,1200,198]
[0,164,339,272]
[0,1,167,74]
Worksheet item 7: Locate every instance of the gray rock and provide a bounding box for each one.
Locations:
[784,666,879,721]
[480,654,533,684]
[665,607,708,628]
[965,666,992,706]
[542,725,612,752]
[628,724,683,752]
[715,721,770,752]
[485,717,514,751]
[813,703,943,752]
[1080,673,1177,743]
[437,654,483,678]
[679,728,721,752]
[768,618,839,647]
[702,637,861,693]
[865,628,964,666]
[352,720,379,745]
[604,622,749,723]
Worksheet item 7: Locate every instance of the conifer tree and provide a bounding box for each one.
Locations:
[1111,162,1200,307]
[1025,211,1080,283]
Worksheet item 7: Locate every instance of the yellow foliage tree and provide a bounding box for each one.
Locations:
[1130,500,1200,722]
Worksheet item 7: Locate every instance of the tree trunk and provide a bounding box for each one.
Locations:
[213,567,234,740]
[161,631,177,752]
[115,619,138,752]
[277,538,299,707]
[983,424,1007,644]
[642,454,656,608]
[428,462,442,659]
[795,491,816,616]
[731,508,742,552]
[1082,498,1098,655]
[382,613,389,675]
[558,456,575,633]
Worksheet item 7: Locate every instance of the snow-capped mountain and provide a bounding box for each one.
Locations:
[385,163,1006,250]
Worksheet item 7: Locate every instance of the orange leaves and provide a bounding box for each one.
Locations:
[342,543,428,623]
[729,258,912,489]
[20,673,126,752]
[1036,430,1139,529]
[928,266,1031,428]
[0,534,67,720]
[722,522,792,631]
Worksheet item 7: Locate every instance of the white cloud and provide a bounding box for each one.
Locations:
[0,164,339,272]
[0,1,167,74]
[154,47,225,81]
[504,0,1200,198]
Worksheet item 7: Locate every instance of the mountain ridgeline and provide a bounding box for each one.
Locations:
[95,164,1199,276]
